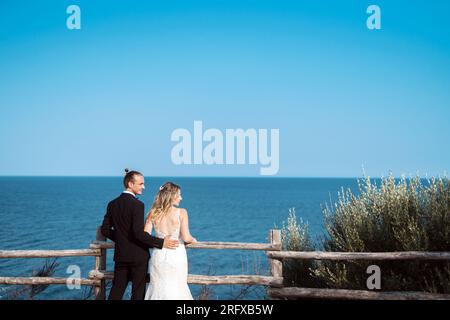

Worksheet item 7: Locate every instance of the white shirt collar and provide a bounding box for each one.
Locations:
[122,190,136,197]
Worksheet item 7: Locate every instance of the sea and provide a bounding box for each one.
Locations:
[0,177,361,300]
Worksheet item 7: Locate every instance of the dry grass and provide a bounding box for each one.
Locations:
[3,258,60,300]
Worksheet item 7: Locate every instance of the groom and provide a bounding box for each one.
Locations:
[101,169,179,300]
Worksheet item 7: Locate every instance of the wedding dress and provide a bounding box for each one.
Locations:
[144,208,193,300]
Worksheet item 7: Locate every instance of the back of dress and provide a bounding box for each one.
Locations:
[145,207,193,300]
[154,208,182,242]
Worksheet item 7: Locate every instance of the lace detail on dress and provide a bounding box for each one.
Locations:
[154,208,181,240]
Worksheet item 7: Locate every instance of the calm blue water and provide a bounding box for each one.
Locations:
[0,177,360,300]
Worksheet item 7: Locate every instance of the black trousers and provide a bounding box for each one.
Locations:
[108,261,149,300]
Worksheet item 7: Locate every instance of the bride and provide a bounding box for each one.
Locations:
[144,182,197,300]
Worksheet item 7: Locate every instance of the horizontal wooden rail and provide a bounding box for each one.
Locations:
[0,249,101,259]
[188,275,283,287]
[268,287,450,300]
[0,277,100,286]
[266,251,450,261]
[88,270,283,287]
[187,242,280,250]
[90,240,280,251]
[90,241,114,249]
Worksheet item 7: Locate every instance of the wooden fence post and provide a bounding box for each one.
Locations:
[268,229,283,280]
[94,227,107,300]
[268,229,283,300]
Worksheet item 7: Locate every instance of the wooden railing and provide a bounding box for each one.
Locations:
[90,228,283,299]
[0,228,283,300]
[266,250,450,300]
[0,249,101,287]
[1,227,450,300]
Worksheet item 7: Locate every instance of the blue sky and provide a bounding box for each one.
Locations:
[0,0,449,177]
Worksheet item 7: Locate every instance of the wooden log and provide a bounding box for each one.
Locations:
[268,230,283,281]
[94,227,107,300]
[188,275,283,287]
[267,287,450,300]
[90,241,114,249]
[88,270,283,287]
[266,251,450,261]
[186,242,279,250]
[0,249,100,259]
[88,270,113,280]
[0,277,99,286]
[91,240,280,251]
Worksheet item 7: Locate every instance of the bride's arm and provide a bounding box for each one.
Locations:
[144,216,153,235]
[180,209,196,243]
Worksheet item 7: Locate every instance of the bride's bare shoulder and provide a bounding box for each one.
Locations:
[179,208,188,217]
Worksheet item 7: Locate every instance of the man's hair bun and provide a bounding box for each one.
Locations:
[123,169,143,188]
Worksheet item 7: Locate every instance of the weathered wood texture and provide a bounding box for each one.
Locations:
[0,249,100,258]
[268,287,450,300]
[0,277,99,286]
[90,240,280,251]
[266,251,450,261]
[88,270,283,287]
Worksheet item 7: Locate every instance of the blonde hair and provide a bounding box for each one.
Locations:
[146,182,181,225]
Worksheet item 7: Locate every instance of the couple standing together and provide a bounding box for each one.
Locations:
[100,169,197,300]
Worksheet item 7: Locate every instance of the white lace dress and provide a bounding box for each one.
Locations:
[144,209,193,300]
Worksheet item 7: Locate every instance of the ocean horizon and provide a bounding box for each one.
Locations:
[0,176,424,299]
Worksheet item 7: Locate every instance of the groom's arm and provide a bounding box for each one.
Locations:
[100,203,116,242]
[131,202,164,249]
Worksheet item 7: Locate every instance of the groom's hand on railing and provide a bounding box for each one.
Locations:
[163,236,179,249]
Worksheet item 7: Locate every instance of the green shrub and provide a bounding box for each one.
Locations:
[281,174,450,293]
[281,208,321,288]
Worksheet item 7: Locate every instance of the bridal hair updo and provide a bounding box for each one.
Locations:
[146,182,181,225]
[123,168,143,189]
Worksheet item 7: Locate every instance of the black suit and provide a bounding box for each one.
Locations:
[101,192,164,300]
